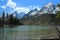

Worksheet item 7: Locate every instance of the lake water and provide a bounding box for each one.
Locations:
[0,25,59,40]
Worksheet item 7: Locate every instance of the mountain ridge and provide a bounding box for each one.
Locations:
[11,2,59,19]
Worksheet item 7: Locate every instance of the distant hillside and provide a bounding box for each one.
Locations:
[21,3,60,25]
[21,13,55,25]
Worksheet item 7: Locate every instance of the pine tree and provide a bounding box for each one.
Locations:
[9,14,14,25]
[2,12,5,25]
[6,13,9,25]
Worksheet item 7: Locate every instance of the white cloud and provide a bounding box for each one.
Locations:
[14,5,40,14]
[28,5,40,10]
[0,0,16,9]
[5,0,16,8]
[14,7,30,13]
[0,5,5,9]
[0,0,40,13]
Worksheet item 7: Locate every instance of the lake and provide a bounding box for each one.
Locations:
[0,25,59,40]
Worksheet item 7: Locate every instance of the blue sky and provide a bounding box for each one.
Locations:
[0,0,60,14]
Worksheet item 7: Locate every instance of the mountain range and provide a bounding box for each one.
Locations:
[13,11,25,18]
[12,2,60,19]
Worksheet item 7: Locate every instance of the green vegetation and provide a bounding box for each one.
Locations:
[57,4,60,8]
[0,12,23,27]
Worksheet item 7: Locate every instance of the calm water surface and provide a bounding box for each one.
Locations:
[0,25,59,40]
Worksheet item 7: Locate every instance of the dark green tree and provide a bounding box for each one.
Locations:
[55,11,60,39]
[54,4,60,39]
[9,14,14,25]
[6,13,9,25]
[57,4,60,8]
[7,13,8,19]
[2,12,5,25]
[9,13,21,25]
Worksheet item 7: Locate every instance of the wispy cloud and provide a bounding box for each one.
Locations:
[5,0,16,8]
[14,7,30,13]
[0,6,6,9]
[0,0,40,13]
[14,6,40,13]
[0,0,16,9]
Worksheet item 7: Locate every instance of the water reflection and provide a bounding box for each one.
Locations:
[0,25,59,40]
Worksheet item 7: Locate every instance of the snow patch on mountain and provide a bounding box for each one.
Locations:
[37,2,56,14]
[45,2,53,8]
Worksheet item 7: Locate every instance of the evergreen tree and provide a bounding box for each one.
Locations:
[57,4,60,8]
[7,13,8,19]
[6,13,9,25]
[55,11,60,39]
[9,14,14,25]
[2,12,5,25]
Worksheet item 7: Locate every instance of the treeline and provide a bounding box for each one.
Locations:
[0,12,23,26]
[54,4,60,25]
